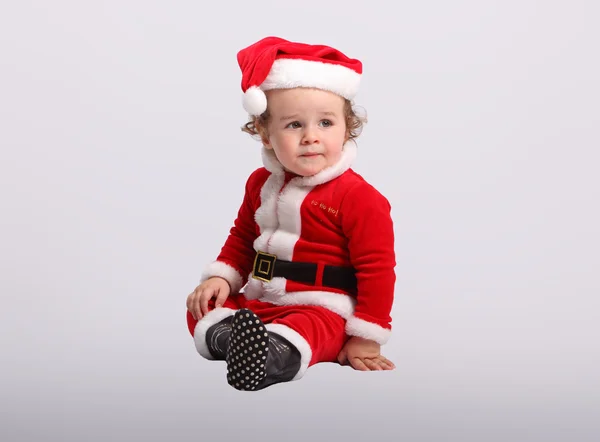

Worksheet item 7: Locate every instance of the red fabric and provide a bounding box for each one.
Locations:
[208,166,396,337]
[237,36,363,93]
[187,295,348,366]
[338,180,397,331]
[205,170,268,286]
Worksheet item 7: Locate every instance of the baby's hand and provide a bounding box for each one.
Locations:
[186,277,231,320]
[337,336,395,371]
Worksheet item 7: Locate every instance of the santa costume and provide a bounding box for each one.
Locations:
[187,36,396,391]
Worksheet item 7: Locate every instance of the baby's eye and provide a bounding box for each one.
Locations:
[286,121,302,129]
[320,120,333,127]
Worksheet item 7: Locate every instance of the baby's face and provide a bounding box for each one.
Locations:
[263,88,347,177]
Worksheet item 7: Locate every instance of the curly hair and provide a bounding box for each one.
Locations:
[241,98,367,142]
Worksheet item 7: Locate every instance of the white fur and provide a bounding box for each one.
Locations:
[261,147,284,174]
[253,172,283,251]
[243,275,263,300]
[266,323,313,381]
[296,141,357,187]
[193,307,237,359]
[200,261,244,294]
[260,287,356,319]
[253,171,283,235]
[260,141,357,187]
[243,86,267,115]
[246,171,285,300]
[268,182,313,260]
[261,58,361,100]
[345,316,392,345]
[261,276,287,299]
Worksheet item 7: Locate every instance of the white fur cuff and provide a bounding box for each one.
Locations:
[200,261,244,294]
[345,316,392,345]
[193,307,237,360]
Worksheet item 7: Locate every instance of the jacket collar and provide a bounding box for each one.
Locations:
[261,141,357,187]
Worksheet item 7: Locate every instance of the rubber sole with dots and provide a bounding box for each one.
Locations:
[226,309,270,391]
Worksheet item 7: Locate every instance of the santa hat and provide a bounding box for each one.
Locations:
[237,36,363,116]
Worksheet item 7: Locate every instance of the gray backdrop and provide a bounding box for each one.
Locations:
[1,1,598,441]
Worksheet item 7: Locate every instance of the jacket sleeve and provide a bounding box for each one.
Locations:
[340,181,396,345]
[199,172,260,293]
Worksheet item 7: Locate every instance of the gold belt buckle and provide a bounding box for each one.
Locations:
[252,251,277,282]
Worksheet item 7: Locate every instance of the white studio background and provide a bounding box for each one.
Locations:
[1,1,598,441]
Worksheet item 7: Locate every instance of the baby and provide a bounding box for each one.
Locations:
[186,36,396,391]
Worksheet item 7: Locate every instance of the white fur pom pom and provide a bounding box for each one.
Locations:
[242,86,267,115]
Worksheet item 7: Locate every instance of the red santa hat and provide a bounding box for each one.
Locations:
[237,36,363,116]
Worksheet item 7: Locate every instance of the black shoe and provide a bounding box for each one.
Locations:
[226,309,301,391]
[205,315,233,360]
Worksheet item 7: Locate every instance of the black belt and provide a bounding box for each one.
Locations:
[251,251,357,292]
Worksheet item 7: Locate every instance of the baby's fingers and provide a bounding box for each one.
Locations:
[349,357,369,371]
[377,355,395,370]
[192,290,203,320]
[363,358,382,371]
[214,289,228,308]
[199,288,215,318]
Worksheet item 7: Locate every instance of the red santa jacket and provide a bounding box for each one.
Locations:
[200,142,396,345]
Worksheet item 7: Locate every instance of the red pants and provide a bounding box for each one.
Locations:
[187,293,349,380]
